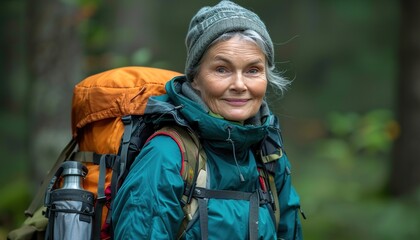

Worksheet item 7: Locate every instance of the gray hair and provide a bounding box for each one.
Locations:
[190,30,290,94]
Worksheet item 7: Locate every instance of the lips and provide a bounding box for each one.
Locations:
[224,98,249,106]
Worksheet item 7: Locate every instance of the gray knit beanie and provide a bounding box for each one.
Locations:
[185,0,274,81]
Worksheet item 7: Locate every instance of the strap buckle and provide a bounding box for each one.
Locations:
[257,188,274,206]
[121,115,132,125]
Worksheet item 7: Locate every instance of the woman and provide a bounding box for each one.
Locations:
[112,1,303,239]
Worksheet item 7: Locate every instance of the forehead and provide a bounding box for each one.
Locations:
[203,35,265,61]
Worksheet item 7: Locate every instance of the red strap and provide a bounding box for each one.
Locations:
[146,131,186,175]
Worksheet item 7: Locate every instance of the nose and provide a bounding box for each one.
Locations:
[230,72,247,92]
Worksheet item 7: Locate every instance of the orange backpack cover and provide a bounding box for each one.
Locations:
[71,66,181,230]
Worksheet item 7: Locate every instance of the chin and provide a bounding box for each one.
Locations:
[224,115,249,122]
[220,110,256,122]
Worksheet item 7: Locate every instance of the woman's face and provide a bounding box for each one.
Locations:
[191,35,267,122]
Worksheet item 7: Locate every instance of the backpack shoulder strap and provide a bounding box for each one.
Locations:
[148,125,206,238]
[150,125,205,181]
[255,137,283,232]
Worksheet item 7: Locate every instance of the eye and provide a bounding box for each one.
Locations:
[215,66,228,73]
[248,68,259,74]
[247,67,263,75]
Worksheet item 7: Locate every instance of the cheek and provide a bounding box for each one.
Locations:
[249,80,267,99]
[193,77,226,99]
[200,85,224,108]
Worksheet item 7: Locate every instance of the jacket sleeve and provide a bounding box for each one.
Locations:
[112,135,185,239]
[276,152,303,240]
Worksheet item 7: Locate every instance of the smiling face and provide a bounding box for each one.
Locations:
[191,35,268,122]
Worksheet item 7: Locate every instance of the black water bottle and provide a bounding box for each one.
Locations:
[44,161,94,240]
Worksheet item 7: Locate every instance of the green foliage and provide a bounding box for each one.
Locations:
[326,109,394,154]
[295,109,420,239]
[0,179,31,239]
[131,48,152,66]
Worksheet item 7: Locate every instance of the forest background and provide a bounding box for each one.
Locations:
[1,0,419,239]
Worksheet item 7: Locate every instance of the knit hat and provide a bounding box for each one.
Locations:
[185,0,274,81]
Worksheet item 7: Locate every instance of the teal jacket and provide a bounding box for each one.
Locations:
[112,76,303,239]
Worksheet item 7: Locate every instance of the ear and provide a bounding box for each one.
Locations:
[191,78,200,91]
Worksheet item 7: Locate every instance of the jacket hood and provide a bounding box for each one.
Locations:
[148,76,278,154]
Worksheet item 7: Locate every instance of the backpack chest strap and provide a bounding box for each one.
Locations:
[192,187,272,240]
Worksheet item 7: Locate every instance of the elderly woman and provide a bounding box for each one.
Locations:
[112,1,303,239]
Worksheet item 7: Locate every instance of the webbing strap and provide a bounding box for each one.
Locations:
[103,154,121,240]
[25,138,77,217]
[93,155,107,240]
[198,198,208,240]
[194,188,260,240]
[194,187,253,200]
[46,206,55,240]
[256,144,281,231]
[268,174,280,231]
[248,192,259,240]
[71,151,95,163]
[120,115,133,180]
[261,149,282,164]
[98,155,107,202]
[72,151,118,169]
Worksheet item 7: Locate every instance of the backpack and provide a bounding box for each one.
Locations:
[8,66,282,240]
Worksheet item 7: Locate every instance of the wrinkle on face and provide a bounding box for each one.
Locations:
[192,35,267,122]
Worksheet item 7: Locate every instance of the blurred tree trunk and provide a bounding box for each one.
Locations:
[0,1,27,174]
[388,0,420,196]
[25,0,83,186]
[109,0,157,57]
